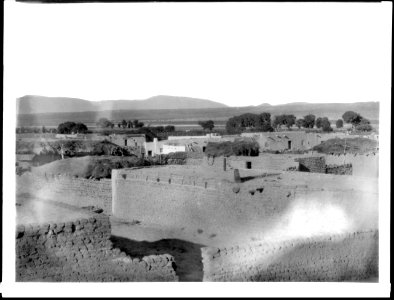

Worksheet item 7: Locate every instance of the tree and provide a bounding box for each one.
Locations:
[133,120,139,128]
[359,118,371,125]
[164,125,175,132]
[226,116,242,134]
[315,117,323,129]
[73,122,88,134]
[57,121,76,134]
[155,126,165,133]
[127,120,133,129]
[336,119,344,128]
[342,111,363,126]
[121,119,127,129]
[260,123,274,132]
[321,117,333,132]
[198,120,215,131]
[273,114,296,130]
[303,114,316,128]
[225,112,273,133]
[296,119,306,129]
[97,118,114,128]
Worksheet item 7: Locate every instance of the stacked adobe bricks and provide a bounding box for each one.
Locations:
[295,156,326,173]
[201,230,378,281]
[16,213,178,282]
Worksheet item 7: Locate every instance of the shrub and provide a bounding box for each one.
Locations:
[205,139,260,157]
[355,124,373,132]
[336,119,344,128]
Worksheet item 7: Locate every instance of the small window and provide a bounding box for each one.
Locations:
[124,139,127,146]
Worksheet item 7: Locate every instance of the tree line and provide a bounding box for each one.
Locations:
[222,110,373,134]
[16,110,373,136]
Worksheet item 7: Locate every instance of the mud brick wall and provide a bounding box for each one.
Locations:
[326,164,353,175]
[203,155,301,172]
[16,214,178,282]
[295,157,326,173]
[112,169,296,243]
[323,153,379,178]
[201,230,378,282]
[17,174,112,214]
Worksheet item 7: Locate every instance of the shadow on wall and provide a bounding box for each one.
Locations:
[110,236,205,282]
[239,173,282,183]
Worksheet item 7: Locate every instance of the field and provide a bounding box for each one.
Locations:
[16,101,379,129]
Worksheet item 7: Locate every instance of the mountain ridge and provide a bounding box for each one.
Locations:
[17,95,229,114]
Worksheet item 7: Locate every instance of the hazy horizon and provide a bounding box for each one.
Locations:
[17,94,380,108]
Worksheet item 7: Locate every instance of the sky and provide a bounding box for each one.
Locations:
[5,2,392,106]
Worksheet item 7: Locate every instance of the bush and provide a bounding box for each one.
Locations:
[205,139,260,157]
[355,124,373,132]
[92,141,129,156]
[336,119,344,128]
[312,137,378,154]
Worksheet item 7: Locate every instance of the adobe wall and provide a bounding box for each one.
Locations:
[16,212,178,282]
[244,132,349,152]
[201,153,378,177]
[202,155,301,172]
[326,164,352,175]
[295,157,326,173]
[201,230,378,281]
[324,153,379,178]
[112,168,296,241]
[16,173,112,214]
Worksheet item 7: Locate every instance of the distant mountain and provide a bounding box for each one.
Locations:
[16,96,93,114]
[16,95,379,127]
[16,95,228,114]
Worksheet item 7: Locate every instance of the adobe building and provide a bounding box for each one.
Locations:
[241,131,348,152]
[109,134,146,148]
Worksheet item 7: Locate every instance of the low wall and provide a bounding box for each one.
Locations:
[201,230,378,281]
[295,157,326,173]
[324,153,379,178]
[16,173,112,214]
[203,155,300,172]
[326,164,352,175]
[16,212,178,282]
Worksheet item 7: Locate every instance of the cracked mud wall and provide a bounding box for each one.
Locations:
[16,213,178,282]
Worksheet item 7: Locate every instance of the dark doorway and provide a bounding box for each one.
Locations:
[148,150,152,157]
[124,139,127,146]
[246,161,252,169]
[288,141,292,150]
[202,146,206,152]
